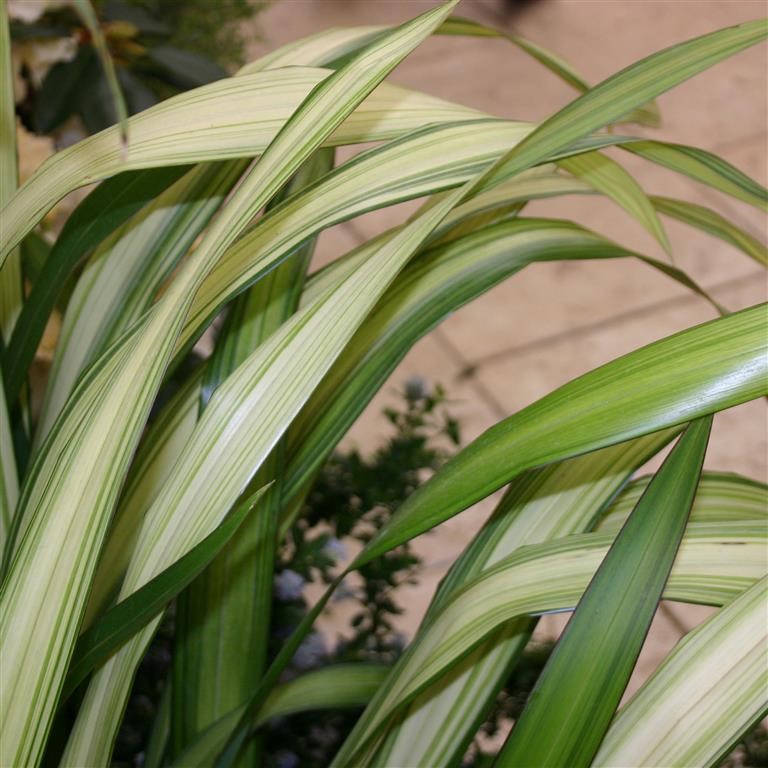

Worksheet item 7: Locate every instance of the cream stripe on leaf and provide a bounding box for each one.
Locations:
[1,4,461,765]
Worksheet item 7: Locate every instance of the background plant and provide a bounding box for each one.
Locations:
[10,0,266,140]
[0,1,766,767]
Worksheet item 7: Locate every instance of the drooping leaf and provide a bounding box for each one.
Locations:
[652,195,768,266]
[559,151,671,253]
[2,5,464,764]
[0,66,480,262]
[356,303,767,568]
[55,6,473,766]
[34,160,247,447]
[0,2,19,546]
[479,19,767,190]
[627,140,768,210]
[172,148,333,763]
[172,665,389,766]
[343,431,678,768]
[438,16,660,126]
[336,519,767,766]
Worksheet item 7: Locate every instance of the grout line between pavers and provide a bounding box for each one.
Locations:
[463,268,765,375]
[433,327,510,420]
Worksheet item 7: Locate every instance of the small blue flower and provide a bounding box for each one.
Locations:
[292,631,326,670]
[274,750,300,768]
[323,536,347,562]
[404,375,431,400]
[273,569,305,601]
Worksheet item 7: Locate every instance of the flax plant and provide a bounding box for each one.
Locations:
[0,2,766,766]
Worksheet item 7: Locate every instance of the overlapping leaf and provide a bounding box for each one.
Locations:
[333,519,764,765]
[594,576,768,768]
[496,417,711,767]
[1,4,462,765]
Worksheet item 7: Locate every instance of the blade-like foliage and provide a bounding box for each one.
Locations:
[334,519,765,766]
[357,303,767,567]
[599,471,768,531]
[0,0,21,342]
[2,7,765,768]
[594,576,768,768]
[348,431,678,768]
[652,195,768,266]
[558,151,671,253]
[173,665,389,767]
[171,148,333,764]
[627,140,768,209]
[496,417,711,767]
[1,5,461,765]
[371,467,765,767]
[3,166,190,406]
[0,65,479,262]
[34,161,247,445]
[62,485,270,698]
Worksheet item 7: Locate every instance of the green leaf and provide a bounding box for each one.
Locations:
[599,471,768,531]
[627,140,768,210]
[651,195,768,266]
[332,517,763,766]
[72,0,129,144]
[148,46,228,89]
[34,160,247,447]
[284,219,679,508]
[172,149,333,763]
[18,230,51,290]
[3,165,190,405]
[0,65,479,263]
[438,16,660,127]
[559,151,671,253]
[54,6,471,765]
[33,46,95,134]
[480,19,767,188]
[2,4,464,763]
[0,0,19,548]
[496,417,712,767]
[0,382,18,553]
[357,303,767,568]
[343,431,678,768]
[174,122,719,364]
[594,576,768,768]
[61,485,270,699]
[172,665,388,766]
[83,367,204,626]
[369,468,764,768]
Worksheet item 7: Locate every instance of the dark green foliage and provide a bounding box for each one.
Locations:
[12,0,266,136]
[273,380,460,667]
[263,382,461,767]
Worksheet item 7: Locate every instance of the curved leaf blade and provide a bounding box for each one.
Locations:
[357,303,767,568]
[3,166,189,405]
[332,519,764,766]
[652,194,768,266]
[0,66,479,264]
[594,575,768,768]
[62,485,270,699]
[496,417,712,767]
